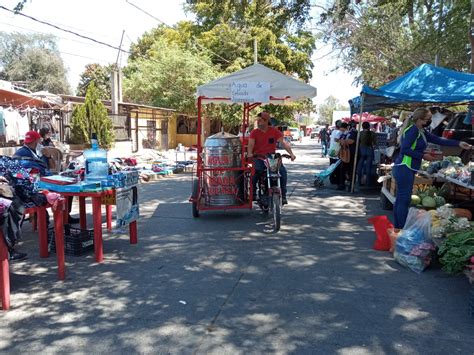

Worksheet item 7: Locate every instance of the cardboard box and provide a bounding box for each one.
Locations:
[389,174,432,197]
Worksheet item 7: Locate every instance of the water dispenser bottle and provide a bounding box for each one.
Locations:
[84,133,108,182]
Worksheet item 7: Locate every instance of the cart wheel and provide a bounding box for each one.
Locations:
[380,191,393,210]
[192,180,200,218]
[313,177,323,188]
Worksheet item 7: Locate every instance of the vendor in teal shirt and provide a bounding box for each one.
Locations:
[392,107,472,228]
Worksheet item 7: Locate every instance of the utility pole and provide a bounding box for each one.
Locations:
[253,38,258,64]
[111,30,125,115]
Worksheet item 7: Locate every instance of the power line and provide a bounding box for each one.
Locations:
[0,20,111,49]
[0,5,130,55]
[124,0,231,64]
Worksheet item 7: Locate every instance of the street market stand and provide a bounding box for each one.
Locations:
[191,63,316,216]
[349,63,474,194]
[350,63,474,315]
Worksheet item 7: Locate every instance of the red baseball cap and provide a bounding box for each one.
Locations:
[24,130,41,144]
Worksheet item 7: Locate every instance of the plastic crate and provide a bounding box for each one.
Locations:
[48,225,94,256]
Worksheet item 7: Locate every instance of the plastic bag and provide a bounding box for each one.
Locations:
[368,216,393,251]
[328,142,340,158]
[387,228,401,253]
[394,208,434,273]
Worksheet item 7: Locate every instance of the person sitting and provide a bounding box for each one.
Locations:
[39,127,54,147]
[13,130,49,176]
[247,111,296,205]
[13,131,79,224]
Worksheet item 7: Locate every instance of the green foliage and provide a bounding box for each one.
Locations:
[70,82,114,149]
[318,0,471,87]
[125,1,316,128]
[76,63,114,99]
[0,31,70,94]
[123,38,219,114]
[318,96,348,124]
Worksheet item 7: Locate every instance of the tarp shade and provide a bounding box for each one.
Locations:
[197,63,317,104]
[342,113,386,123]
[349,64,474,114]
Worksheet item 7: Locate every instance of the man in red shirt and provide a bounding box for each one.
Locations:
[247,111,296,205]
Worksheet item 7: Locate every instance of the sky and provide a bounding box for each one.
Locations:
[0,0,361,110]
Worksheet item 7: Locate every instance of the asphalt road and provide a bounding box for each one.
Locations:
[1,138,473,354]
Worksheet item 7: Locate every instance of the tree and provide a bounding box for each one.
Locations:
[317,96,348,124]
[76,63,114,99]
[125,2,317,128]
[70,82,114,148]
[123,38,219,114]
[0,31,70,94]
[131,1,317,80]
[318,0,470,87]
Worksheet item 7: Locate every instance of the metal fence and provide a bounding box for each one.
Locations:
[62,112,131,143]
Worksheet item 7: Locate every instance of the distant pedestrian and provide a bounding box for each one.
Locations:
[319,124,330,157]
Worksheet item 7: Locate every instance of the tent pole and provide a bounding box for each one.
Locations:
[350,93,364,193]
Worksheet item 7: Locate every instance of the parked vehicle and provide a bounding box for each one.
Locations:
[441,112,473,163]
[287,127,299,141]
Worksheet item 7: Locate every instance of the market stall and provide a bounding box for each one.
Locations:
[349,63,474,194]
[354,64,474,315]
[192,63,316,217]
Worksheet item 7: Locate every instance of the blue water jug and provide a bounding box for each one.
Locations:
[84,133,108,182]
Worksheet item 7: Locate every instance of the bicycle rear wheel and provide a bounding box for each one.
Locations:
[272,193,281,232]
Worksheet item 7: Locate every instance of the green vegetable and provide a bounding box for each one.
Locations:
[434,196,446,207]
[411,195,421,206]
[422,196,436,208]
[438,229,474,273]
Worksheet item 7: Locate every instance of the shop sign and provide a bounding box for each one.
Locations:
[231,81,270,103]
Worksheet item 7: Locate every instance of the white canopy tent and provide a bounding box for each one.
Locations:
[191,63,317,215]
[196,63,317,104]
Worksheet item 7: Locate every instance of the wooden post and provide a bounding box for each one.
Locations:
[351,94,364,193]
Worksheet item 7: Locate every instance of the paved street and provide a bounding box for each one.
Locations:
[1,139,473,354]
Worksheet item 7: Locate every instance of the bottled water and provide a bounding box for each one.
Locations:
[84,133,108,182]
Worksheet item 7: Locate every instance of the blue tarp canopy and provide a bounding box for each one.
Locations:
[349,64,474,114]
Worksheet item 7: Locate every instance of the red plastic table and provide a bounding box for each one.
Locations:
[0,231,10,310]
[60,189,138,263]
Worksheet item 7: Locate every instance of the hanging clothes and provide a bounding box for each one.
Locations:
[3,108,20,144]
[0,107,6,143]
[18,110,30,141]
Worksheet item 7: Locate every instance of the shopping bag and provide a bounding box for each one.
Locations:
[339,145,350,163]
[368,216,393,251]
[328,142,340,158]
[394,208,434,273]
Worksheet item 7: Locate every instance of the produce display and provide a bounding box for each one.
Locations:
[421,156,473,186]
[410,184,449,209]
[430,205,471,239]
[438,229,474,273]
